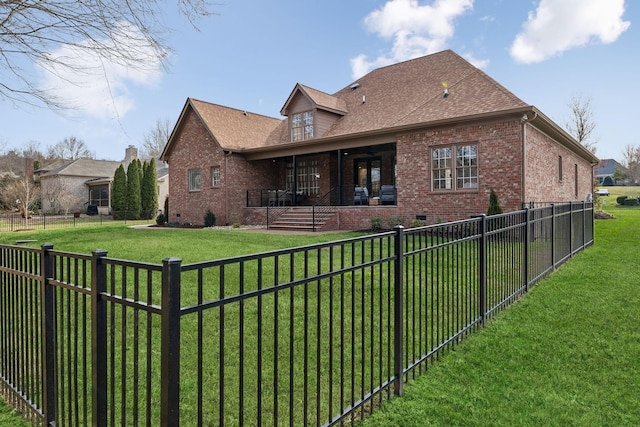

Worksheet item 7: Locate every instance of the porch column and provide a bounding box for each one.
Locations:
[292,155,297,206]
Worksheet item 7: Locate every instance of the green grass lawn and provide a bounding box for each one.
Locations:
[357,202,640,426]
[0,401,31,427]
[2,202,639,426]
[0,224,362,263]
[0,225,363,427]
[596,184,640,207]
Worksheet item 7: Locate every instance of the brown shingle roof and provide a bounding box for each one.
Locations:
[260,50,528,148]
[280,84,348,116]
[322,50,527,138]
[188,99,281,151]
[40,158,121,178]
[168,51,546,155]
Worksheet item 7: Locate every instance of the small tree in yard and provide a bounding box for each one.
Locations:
[141,158,158,219]
[487,189,503,216]
[126,161,142,220]
[111,165,127,219]
[204,209,216,227]
[163,196,169,221]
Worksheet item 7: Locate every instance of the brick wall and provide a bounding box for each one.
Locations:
[395,118,524,223]
[169,111,594,229]
[166,109,227,225]
[524,124,594,203]
[167,109,283,225]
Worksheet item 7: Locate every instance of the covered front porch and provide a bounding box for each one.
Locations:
[246,142,397,208]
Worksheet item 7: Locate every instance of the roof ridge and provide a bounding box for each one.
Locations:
[388,55,527,127]
[189,97,280,121]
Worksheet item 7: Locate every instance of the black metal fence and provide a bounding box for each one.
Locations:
[0,202,593,426]
[0,212,155,232]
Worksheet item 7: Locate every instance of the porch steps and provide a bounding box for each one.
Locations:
[268,207,336,231]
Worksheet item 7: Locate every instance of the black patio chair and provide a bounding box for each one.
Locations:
[354,187,369,205]
[379,185,396,205]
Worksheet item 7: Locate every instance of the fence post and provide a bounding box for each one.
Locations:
[523,208,530,293]
[161,257,182,427]
[393,225,404,396]
[551,204,556,269]
[582,201,587,249]
[569,202,574,257]
[91,249,108,427]
[478,215,487,326]
[40,243,57,426]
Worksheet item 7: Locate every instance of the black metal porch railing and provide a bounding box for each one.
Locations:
[0,202,593,426]
[311,186,340,232]
[246,185,399,209]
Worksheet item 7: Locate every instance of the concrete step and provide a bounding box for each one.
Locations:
[268,207,336,231]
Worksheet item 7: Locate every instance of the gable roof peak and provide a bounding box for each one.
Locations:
[280,83,348,116]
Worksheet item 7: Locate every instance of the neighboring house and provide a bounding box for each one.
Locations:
[160,50,599,230]
[38,146,169,215]
[595,158,625,185]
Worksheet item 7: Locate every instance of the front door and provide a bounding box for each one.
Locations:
[355,158,381,197]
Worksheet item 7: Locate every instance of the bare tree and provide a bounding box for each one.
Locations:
[47,136,94,160]
[1,0,215,109]
[20,141,47,169]
[21,141,44,158]
[622,144,640,184]
[141,118,172,159]
[565,94,598,154]
[40,176,75,214]
[0,149,25,174]
[3,176,40,218]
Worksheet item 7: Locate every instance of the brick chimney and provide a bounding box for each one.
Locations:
[124,145,138,163]
[24,157,35,182]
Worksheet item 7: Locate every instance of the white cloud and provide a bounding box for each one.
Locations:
[37,23,164,120]
[463,53,489,69]
[350,0,474,79]
[510,0,630,63]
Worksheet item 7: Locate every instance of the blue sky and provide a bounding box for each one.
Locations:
[1,0,636,162]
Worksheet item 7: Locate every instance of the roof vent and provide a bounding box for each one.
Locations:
[350,83,360,91]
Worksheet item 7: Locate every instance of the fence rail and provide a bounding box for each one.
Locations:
[0,212,156,233]
[0,202,594,426]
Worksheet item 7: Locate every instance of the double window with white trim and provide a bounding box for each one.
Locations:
[432,144,478,190]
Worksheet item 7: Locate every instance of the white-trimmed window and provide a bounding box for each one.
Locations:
[291,111,314,141]
[211,166,220,187]
[188,168,201,191]
[432,144,478,190]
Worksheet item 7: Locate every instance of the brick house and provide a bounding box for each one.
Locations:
[160,50,598,230]
[38,146,169,215]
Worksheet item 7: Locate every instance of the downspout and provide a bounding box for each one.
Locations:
[224,150,232,225]
[337,149,343,205]
[521,110,537,206]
